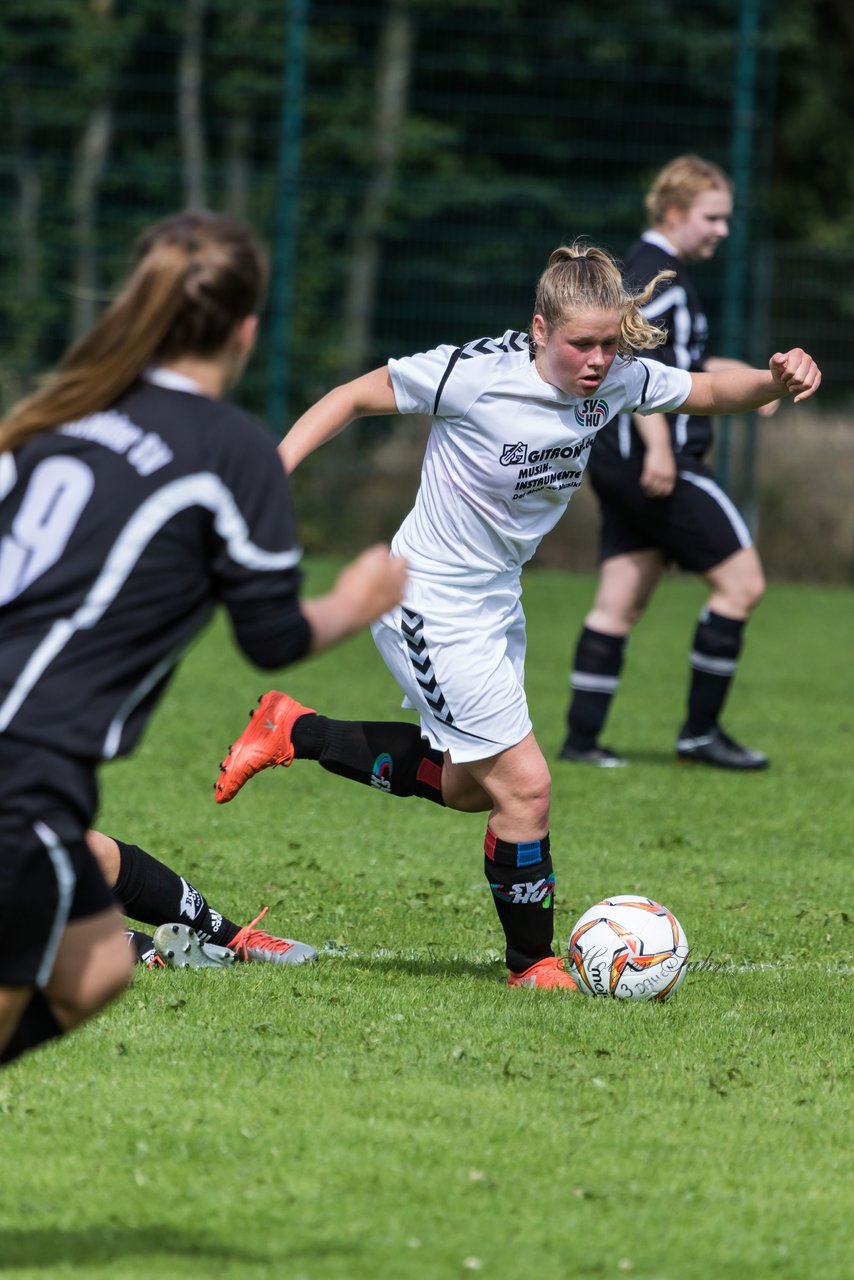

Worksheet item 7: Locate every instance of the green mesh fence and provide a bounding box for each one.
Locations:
[0,0,774,403]
[1,0,851,572]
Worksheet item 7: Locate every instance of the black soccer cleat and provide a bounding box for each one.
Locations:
[558,742,627,768]
[676,726,769,771]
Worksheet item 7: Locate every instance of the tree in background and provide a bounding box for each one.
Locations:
[1,0,853,416]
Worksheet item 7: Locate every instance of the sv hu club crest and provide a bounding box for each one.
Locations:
[574,398,610,429]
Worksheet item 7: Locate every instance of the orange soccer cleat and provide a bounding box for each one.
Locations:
[214,690,315,804]
[507,956,578,990]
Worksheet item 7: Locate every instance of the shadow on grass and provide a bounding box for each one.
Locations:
[0,1226,263,1271]
[340,954,503,981]
[620,748,687,767]
[0,1226,374,1273]
[553,747,681,769]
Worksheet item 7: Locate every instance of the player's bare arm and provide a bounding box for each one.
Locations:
[279,366,399,473]
[703,355,778,417]
[681,347,821,416]
[633,412,676,498]
[301,545,408,653]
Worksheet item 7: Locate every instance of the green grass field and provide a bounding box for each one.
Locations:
[3,564,852,1280]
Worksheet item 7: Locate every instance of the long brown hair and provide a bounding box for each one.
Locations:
[532,242,673,357]
[0,211,269,453]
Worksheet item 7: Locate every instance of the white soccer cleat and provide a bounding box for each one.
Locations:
[227,906,318,965]
[153,923,237,969]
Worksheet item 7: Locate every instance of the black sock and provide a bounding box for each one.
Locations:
[111,840,239,947]
[483,827,554,972]
[1,991,63,1065]
[565,627,626,750]
[684,610,745,735]
[126,928,158,967]
[292,716,445,805]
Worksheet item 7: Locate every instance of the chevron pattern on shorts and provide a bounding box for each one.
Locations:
[401,607,454,725]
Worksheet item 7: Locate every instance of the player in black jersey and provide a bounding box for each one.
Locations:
[85,831,317,969]
[560,156,782,772]
[0,210,406,1066]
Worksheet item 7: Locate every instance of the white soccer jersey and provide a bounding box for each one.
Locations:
[388,330,692,585]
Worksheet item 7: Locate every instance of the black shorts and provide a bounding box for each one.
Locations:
[0,739,114,986]
[588,455,753,573]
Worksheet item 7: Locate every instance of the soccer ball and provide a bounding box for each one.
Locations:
[567,895,689,1001]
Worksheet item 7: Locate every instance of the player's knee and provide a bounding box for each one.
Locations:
[587,604,637,634]
[84,952,134,1019]
[51,941,134,1028]
[729,572,765,616]
[101,937,135,1003]
[512,767,551,830]
[746,571,766,612]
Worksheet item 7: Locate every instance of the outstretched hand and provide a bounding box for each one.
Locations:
[298,544,407,656]
[769,349,821,404]
[331,543,408,627]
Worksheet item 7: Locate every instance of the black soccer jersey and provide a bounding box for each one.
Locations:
[593,232,713,465]
[0,370,311,761]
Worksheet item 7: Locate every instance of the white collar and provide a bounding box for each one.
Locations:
[641,229,680,259]
[143,366,204,395]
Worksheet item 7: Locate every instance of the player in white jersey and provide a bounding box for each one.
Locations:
[0,211,405,1066]
[215,242,820,990]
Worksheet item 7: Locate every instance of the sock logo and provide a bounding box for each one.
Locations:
[179,877,204,921]
[370,752,393,792]
[490,875,554,906]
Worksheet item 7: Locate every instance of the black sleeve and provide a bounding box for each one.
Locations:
[210,413,313,669]
[646,314,678,369]
[623,242,678,368]
[227,587,312,669]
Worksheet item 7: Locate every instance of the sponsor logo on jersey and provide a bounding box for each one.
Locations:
[503,432,598,499]
[574,398,610,429]
[370,752,393,792]
[501,442,527,466]
[526,434,596,463]
[503,433,597,469]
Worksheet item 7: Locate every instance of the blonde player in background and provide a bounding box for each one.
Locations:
[560,156,782,771]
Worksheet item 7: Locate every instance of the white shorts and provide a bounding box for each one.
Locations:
[371,575,531,764]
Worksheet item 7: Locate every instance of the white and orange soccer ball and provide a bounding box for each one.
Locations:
[567,895,689,1001]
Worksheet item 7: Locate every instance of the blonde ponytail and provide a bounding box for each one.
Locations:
[532,241,673,357]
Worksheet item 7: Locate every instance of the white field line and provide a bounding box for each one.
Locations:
[318,943,854,976]
[687,958,854,975]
